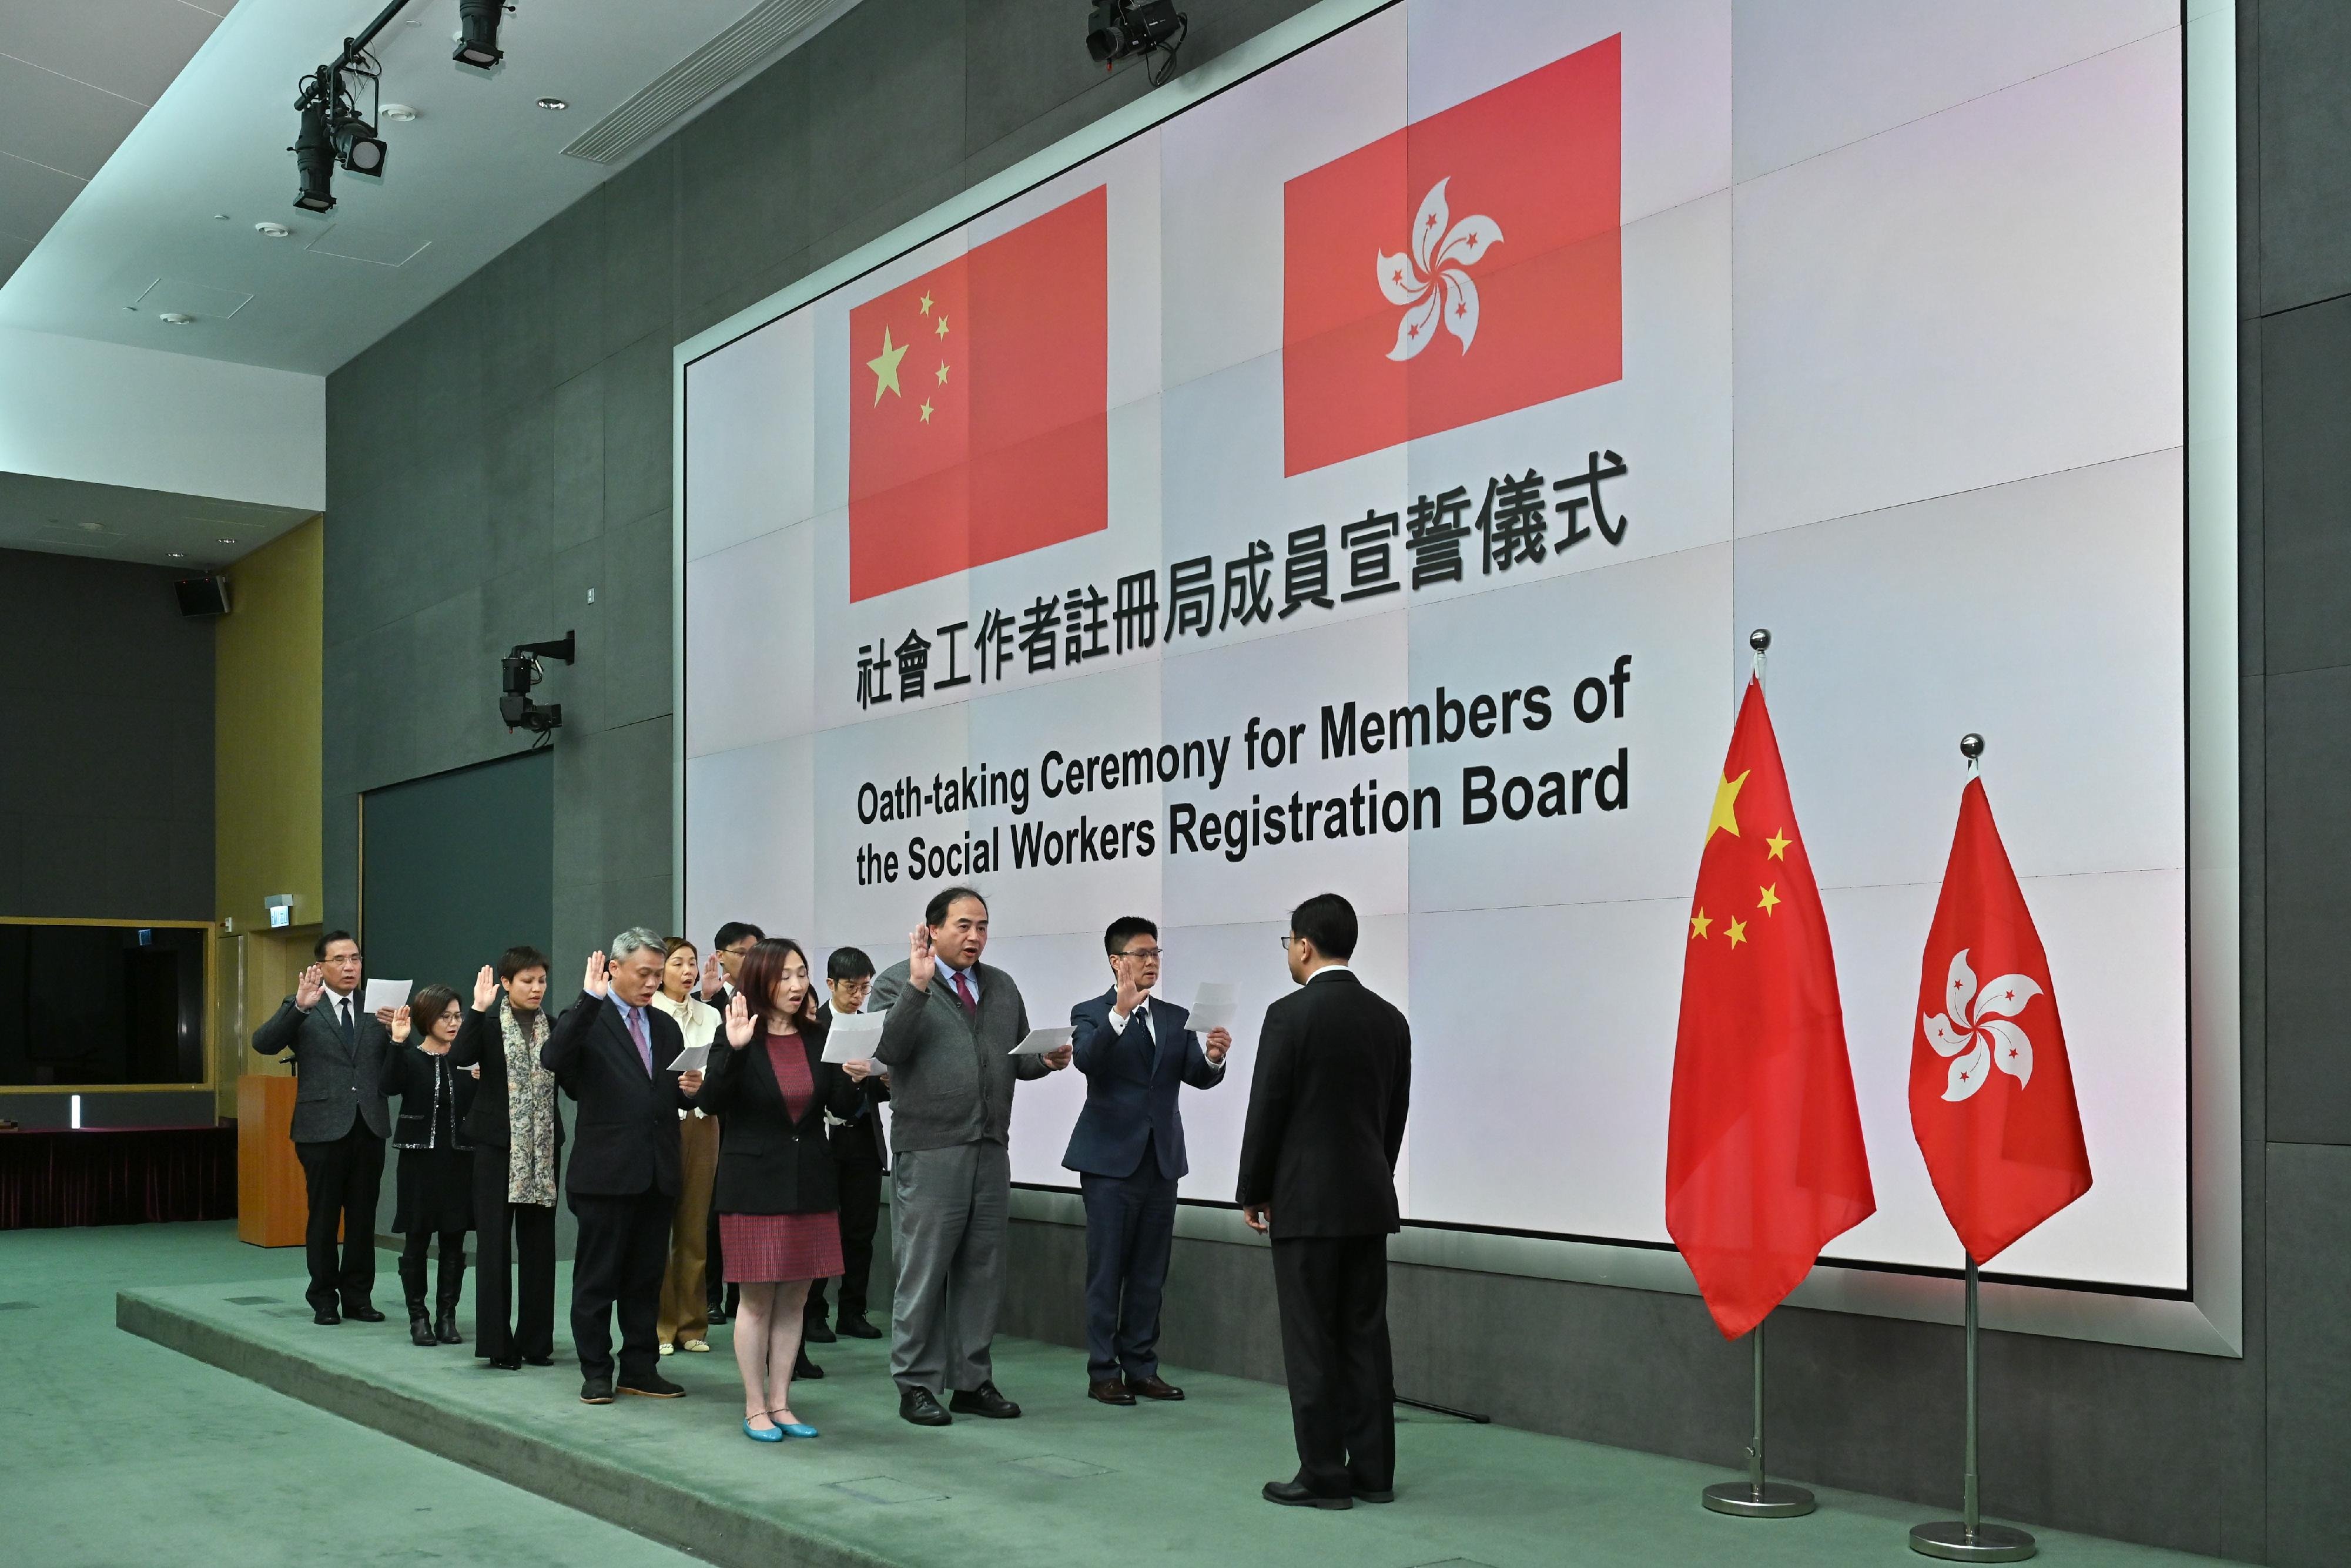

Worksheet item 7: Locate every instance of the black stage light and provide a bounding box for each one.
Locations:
[498,631,574,735]
[334,116,387,176]
[1085,2,1127,62]
[454,0,507,69]
[293,99,337,212]
[1086,1,1186,81]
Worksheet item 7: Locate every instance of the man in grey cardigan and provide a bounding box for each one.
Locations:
[871,886,1071,1426]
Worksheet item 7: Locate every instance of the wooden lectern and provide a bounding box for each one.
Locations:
[237,1074,308,1247]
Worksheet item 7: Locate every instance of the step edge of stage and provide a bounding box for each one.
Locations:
[116,1288,899,1568]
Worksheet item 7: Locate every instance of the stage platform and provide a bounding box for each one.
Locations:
[120,1264,2222,1568]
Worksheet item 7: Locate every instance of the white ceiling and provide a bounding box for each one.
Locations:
[0,0,847,377]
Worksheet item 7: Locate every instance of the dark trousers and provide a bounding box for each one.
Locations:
[809,1121,885,1322]
[568,1188,673,1385]
[472,1148,556,1362]
[293,1124,384,1313]
[1078,1157,1178,1382]
[1270,1235,1395,1497]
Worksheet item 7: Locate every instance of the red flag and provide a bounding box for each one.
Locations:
[1910,778,2092,1263]
[847,186,1108,601]
[1667,677,1875,1339]
[1280,34,1622,477]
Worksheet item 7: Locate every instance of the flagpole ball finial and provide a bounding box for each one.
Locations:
[1960,733,1985,762]
[1749,628,1771,654]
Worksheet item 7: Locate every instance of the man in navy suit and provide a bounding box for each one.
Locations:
[1063,916,1231,1405]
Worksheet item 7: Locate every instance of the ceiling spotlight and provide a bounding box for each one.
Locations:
[454,0,509,69]
[334,116,388,177]
[160,313,195,325]
[255,220,290,237]
[293,98,337,212]
[78,521,104,533]
[1087,0,1187,81]
[217,537,237,545]
[535,97,566,110]
[380,102,418,122]
[169,551,185,559]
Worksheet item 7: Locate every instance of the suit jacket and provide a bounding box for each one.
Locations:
[384,1039,478,1151]
[1063,989,1225,1180]
[449,998,567,1154]
[869,959,1048,1156]
[815,1002,890,1165]
[252,989,394,1144]
[693,1013,861,1214]
[540,990,690,1199]
[1235,969,1411,1239]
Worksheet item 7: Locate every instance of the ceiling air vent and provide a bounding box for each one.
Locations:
[561,0,846,166]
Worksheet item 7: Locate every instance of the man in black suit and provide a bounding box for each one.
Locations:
[252,929,394,1325]
[1237,893,1412,1510]
[542,928,705,1405]
[806,945,889,1343]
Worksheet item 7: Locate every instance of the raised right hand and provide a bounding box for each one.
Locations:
[724,992,755,1048]
[294,964,325,1009]
[390,1004,413,1044]
[907,926,936,991]
[1114,972,1150,1018]
[583,950,610,999]
[472,964,497,1012]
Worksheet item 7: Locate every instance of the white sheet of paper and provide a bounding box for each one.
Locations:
[668,1044,711,1074]
[823,1009,886,1063]
[1010,1025,1074,1057]
[362,979,411,1016]
[1185,983,1238,1034]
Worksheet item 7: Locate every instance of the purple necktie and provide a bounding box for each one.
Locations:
[952,971,978,1020]
[625,1006,652,1074]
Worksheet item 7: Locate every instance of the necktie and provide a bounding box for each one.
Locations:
[337,996,354,1043]
[625,1006,652,1074]
[952,971,978,1020]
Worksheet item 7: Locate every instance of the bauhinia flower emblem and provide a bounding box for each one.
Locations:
[1923,949,2042,1102]
[1379,177,1503,361]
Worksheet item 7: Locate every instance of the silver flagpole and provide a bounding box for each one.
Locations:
[1702,1312,1814,1516]
[1911,735,2035,1562]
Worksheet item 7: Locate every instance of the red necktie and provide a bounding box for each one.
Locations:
[952,971,978,1020]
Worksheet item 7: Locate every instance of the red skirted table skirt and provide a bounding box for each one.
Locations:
[0,1125,237,1229]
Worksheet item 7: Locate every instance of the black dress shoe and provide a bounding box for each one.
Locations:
[794,1349,825,1380]
[949,1382,1021,1419]
[312,1306,342,1326]
[899,1386,952,1426]
[803,1315,837,1344]
[1089,1378,1137,1406]
[343,1304,387,1323]
[836,1311,883,1339]
[488,1354,523,1371]
[618,1372,686,1398]
[705,1299,728,1325]
[1262,1480,1351,1510]
[523,1354,555,1368]
[1352,1485,1396,1503]
[1126,1373,1185,1401]
[581,1376,615,1405]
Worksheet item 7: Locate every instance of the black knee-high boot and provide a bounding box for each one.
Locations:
[400,1240,436,1347]
[434,1236,467,1345]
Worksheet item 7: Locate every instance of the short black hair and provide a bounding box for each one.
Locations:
[1104,916,1158,957]
[925,886,987,927]
[826,946,876,983]
[498,944,551,981]
[1288,893,1357,960]
[713,920,765,951]
[314,929,357,960]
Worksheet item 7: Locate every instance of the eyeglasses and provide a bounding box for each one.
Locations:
[1278,934,1295,948]
[1117,947,1164,961]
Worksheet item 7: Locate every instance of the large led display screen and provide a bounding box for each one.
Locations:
[683,1,2188,1291]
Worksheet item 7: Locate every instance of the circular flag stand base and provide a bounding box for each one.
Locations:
[1909,1521,2037,1561]
[1701,1480,1816,1517]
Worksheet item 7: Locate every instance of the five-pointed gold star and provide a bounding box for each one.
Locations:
[935,314,950,339]
[919,399,934,424]
[935,361,950,386]
[1706,770,1749,842]
[1724,917,1748,949]
[917,291,933,314]
[1757,884,1780,916]
[1690,909,1712,940]
[1765,829,1791,860]
[867,327,909,405]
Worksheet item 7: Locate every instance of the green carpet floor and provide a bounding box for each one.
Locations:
[5,1222,2236,1567]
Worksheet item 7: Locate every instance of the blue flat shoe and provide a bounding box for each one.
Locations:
[743,1416,784,1443]
[770,1412,819,1439]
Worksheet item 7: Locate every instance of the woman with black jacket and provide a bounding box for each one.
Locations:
[387,983,478,1347]
[449,947,564,1371]
[695,937,861,1442]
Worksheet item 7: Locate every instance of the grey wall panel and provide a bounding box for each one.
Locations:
[2267,1143,2351,1567]
[2264,665,2351,1145]
[2257,294,2351,678]
[2256,0,2351,314]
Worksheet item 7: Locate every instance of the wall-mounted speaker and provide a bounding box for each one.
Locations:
[174,575,231,618]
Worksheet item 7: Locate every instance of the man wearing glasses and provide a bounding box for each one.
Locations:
[807,945,889,1343]
[1063,916,1232,1406]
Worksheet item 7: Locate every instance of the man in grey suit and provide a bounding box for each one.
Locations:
[252,930,395,1325]
[870,886,1071,1426]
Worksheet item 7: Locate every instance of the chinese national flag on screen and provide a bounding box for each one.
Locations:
[1281,34,1622,477]
[1666,678,1876,1339]
[1910,779,2093,1264]
[847,186,1108,601]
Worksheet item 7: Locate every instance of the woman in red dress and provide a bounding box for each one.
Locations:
[698,938,861,1440]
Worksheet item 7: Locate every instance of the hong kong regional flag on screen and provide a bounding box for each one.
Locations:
[1281,35,1622,476]
[848,186,1108,601]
